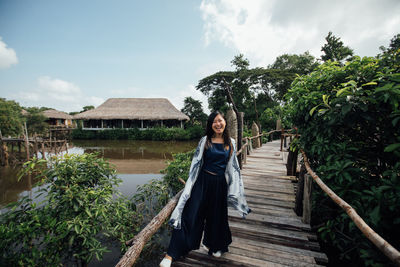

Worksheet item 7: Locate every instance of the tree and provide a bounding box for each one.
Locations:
[267,52,319,100]
[181,97,207,126]
[231,53,249,71]
[24,107,49,135]
[0,98,23,136]
[82,105,95,112]
[321,31,354,63]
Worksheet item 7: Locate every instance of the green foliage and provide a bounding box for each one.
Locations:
[268,52,319,99]
[0,154,141,266]
[71,126,203,141]
[260,105,290,131]
[0,98,24,136]
[285,39,400,266]
[24,107,49,135]
[82,105,95,112]
[181,97,208,127]
[321,32,354,64]
[161,149,195,194]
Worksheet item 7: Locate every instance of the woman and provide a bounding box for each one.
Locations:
[160,111,251,267]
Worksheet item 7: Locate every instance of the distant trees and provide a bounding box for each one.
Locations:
[82,105,95,112]
[321,31,354,64]
[181,97,207,127]
[196,52,318,129]
[24,107,49,135]
[0,98,23,136]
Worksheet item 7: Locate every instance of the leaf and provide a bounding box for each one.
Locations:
[336,88,349,97]
[370,205,380,226]
[384,143,400,152]
[392,116,400,126]
[323,94,329,105]
[361,81,377,87]
[376,83,394,92]
[309,106,318,116]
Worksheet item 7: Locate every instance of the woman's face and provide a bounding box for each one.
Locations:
[212,114,226,135]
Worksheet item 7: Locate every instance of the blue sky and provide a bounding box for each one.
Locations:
[1,0,399,113]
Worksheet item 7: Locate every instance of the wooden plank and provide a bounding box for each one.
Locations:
[187,249,286,267]
[228,244,320,266]
[245,196,295,209]
[229,220,315,241]
[231,236,328,265]
[229,211,311,232]
[245,189,296,201]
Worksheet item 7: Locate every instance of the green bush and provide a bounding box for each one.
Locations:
[71,126,203,141]
[0,154,141,266]
[284,48,400,266]
[161,149,195,194]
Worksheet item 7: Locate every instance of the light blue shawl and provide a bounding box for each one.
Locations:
[169,136,251,229]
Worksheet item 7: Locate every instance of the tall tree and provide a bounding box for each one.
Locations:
[181,97,208,126]
[321,32,354,63]
[266,52,319,100]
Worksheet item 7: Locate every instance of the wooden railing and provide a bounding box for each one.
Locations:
[281,134,400,266]
[116,130,282,267]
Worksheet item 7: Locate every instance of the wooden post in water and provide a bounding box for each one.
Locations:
[302,174,312,224]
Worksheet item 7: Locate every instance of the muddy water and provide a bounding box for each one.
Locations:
[0,139,198,208]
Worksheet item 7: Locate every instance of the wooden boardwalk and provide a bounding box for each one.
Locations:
[173,140,328,266]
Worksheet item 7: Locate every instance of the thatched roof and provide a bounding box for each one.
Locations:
[42,109,72,120]
[73,98,190,121]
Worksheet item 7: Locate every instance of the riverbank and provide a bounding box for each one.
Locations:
[71,125,203,141]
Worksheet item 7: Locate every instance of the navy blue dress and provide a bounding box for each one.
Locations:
[167,142,232,260]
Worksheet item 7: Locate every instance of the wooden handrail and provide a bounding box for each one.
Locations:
[301,149,400,266]
[116,190,183,267]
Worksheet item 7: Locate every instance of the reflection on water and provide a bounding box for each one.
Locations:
[0,139,198,208]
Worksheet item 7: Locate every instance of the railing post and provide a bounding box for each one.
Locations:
[302,174,312,224]
[243,144,247,164]
[294,165,306,216]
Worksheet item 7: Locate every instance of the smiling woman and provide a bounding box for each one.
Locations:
[160,110,251,267]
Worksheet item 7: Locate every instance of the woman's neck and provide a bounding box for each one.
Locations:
[213,133,223,139]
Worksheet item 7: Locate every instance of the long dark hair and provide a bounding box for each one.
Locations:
[205,111,232,158]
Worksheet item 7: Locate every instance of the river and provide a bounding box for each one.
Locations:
[0,139,197,208]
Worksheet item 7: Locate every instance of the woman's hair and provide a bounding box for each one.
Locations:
[205,111,233,157]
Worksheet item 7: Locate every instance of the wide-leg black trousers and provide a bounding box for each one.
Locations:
[167,169,232,260]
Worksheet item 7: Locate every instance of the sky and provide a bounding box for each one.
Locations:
[0,0,399,114]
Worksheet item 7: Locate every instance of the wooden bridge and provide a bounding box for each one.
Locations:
[117,132,399,267]
[172,140,328,266]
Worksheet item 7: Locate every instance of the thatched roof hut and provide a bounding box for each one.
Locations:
[42,109,72,120]
[73,98,189,121]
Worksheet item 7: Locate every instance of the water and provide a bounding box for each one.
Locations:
[1,139,198,266]
[0,139,197,208]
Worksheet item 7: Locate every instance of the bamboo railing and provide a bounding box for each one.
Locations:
[300,150,400,266]
[280,133,400,266]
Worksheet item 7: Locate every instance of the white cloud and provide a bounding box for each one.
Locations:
[200,0,400,66]
[10,76,104,112]
[0,37,18,69]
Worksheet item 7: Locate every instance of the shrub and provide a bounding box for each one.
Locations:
[71,126,203,141]
[0,154,141,266]
[284,50,400,265]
